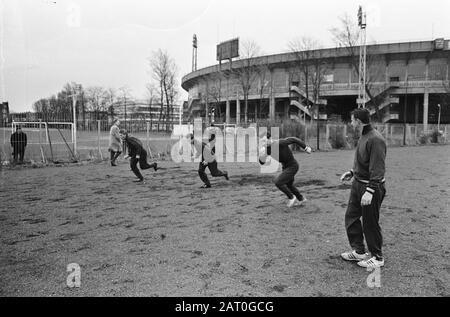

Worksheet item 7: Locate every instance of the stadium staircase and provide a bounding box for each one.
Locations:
[289,85,313,117]
[366,81,401,119]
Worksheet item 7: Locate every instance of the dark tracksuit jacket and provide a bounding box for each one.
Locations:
[345,125,387,260]
[11,131,27,161]
[125,136,154,180]
[267,137,307,200]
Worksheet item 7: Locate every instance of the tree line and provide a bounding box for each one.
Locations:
[31,49,179,132]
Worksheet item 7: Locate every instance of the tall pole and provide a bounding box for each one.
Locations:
[124,96,127,132]
[316,104,320,150]
[403,76,408,146]
[72,95,77,152]
[357,6,367,108]
[192,34,198,72]
[72,84,81,154]
[438,104,441,132]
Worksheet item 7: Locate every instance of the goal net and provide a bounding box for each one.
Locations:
[2,121,76,164]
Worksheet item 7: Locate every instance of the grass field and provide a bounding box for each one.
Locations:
[1,128,176,163]
[0,145,449,297]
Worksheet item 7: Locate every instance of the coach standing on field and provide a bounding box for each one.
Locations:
[340,108,387,269]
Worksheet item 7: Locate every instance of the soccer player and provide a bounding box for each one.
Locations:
[120,130,158,183]
[340,108,387,269]
[108,119,122,166]
[259,132,312,207]
[187,133,229,188]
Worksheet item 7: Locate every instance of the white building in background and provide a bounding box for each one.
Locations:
[111,99,182,131]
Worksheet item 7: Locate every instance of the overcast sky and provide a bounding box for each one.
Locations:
[1,0,449,112]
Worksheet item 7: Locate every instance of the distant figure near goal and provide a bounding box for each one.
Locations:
[109,119,122,166]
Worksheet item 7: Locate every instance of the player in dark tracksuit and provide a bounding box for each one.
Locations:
[120,131,158,182]
[260,134,312,207]
[340,108,387,269]
[10,126,27,164]
[189,133,229,188]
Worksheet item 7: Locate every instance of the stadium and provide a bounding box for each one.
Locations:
[182,39,450,127]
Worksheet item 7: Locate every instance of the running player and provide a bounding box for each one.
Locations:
[120,130,158,183]
[187,133,229,188]
[259,132,312,207]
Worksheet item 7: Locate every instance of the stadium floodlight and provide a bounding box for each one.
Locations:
[357,6,367,108]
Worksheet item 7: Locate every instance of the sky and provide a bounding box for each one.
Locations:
[1,0,449,112]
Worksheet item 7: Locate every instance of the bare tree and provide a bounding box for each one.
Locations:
[166,69,179,130]
[148,49,178,132]
[104,88,117,119]
[145,84,158,107]
[330,14,384,120]
[288,37,328,149]
[233,40,261,123]
[199,73,223,123]
[145,84,159,129]
[255,57,270,121]
[118,86,133,131]
[288,37,323,107]
[85,86,108,121]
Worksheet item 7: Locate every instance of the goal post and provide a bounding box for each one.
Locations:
[10,121,75,163]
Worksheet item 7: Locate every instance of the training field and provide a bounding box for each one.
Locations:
[0,145,449,297]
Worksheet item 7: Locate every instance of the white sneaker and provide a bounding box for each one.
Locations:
[357,256,384,268]
[296,197,307,206]
[287,197,297,208]
[341,250,370,262]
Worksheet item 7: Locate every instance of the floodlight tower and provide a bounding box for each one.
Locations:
[192,34,198,72]
[357,6,367,108]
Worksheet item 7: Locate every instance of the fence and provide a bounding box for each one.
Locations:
[0,121,448,165]
[289,122,449,150]
[8,112,180,134]
[0,120,177,165]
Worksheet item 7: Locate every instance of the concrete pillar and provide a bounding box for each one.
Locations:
[269,96,275,121]
[415,97,419,125]
[269,68,275,121]
[226,99,230,124]
[284,102,289,119]
[385,64,389,83]
[236,94,241,125]
[423,92,429,132]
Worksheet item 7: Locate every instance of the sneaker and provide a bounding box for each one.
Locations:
[341,250,370,262]
[357,256,384,269]
[200,184,211,189]
[134,179,145,183]
[296,196,307,206]
[287,197,297,208]
[153,162,158,171]
[224,171,229,181]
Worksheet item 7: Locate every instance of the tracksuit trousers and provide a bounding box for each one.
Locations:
[130,150,156,180]
[345,179,386,260]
